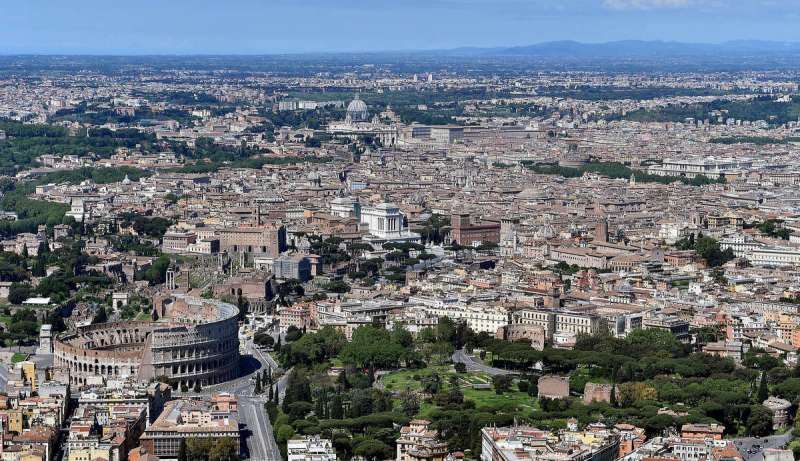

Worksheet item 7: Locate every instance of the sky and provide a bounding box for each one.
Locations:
[2,0,800,54]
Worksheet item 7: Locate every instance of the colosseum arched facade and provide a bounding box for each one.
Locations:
[54,293,240,389]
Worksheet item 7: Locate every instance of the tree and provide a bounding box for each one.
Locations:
[137,254,170,285]
[400,389,420,417]
[744,350,784,371]
[255,374,263,394]
[391,324,414,348]
[187,438,214,461]
[353,439,393,461]
[692,325,723,346]
[446,385,464,406]
[348,389,374,418]
[46,308,66,333]
[285,401,313,420]
[7,283,32,305]
[330,395,344,419]
[747,405,773,437]
[314,388,327,418]
[178,439,188,461]
[625,328,686,358]
[422,373,442,394]
[31,259,45,277]
[492,375,513,394]
[617,382,658,407]
[281,326,345,367]
[527,379,538,397]
[286,325,303,342]
[757,372,769,403]
[340,325,406,368]
[275,423,295,445]
[282,369,312,412]
[454,362,467,373]
[436,317,458,345]
[93,306,108,324]
[643,414,675,437]
[9,319,39,338]
[337,369,349,390]
[695,236,734,267]
[253,331,275,348]
[208,437,240,461]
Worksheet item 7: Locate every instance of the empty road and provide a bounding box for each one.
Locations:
[452,349,517,376]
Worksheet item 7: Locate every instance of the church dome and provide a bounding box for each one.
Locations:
[346,96,369,122]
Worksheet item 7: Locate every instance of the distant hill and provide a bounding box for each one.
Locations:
[3,41,800,74]
[439,40,800,58]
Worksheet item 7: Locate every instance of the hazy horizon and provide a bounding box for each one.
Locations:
[3,0,800,55]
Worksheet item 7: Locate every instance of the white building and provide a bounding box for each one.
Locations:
[647,156,752,179]
[750,246,800,267]
[511,309,605,340]
[658,222,694,245]
[278,100,299,111]
[66,197,87,222]
[408,296,507,334]
[327,96,399,146]
[360,202,420,244]
[288,436,337,461]
[719,233,763,257]
[331,196,360,219]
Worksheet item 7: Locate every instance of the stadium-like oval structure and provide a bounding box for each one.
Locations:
[54,293,240,389]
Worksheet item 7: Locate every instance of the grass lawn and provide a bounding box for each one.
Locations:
[382,365,537,413]
[134,311,152,321]
[11,353,27,363]
[462,386,537,412]
[382,366,451,391]
[0,315,11,325]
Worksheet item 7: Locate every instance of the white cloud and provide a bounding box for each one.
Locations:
[601,0,697,9]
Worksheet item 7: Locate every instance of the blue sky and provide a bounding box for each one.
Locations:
[2,0,799,54]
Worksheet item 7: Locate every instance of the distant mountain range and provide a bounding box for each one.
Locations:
[3,40,800,74]
[435,40,800,58]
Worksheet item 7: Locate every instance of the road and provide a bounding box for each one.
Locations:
[196,337,286,461]
[233,339,286,461]
[0,364,8,392]
[239,394,283,461]
[451,349,516,376]
[732,433,793,461]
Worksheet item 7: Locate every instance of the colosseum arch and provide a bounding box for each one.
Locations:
[53,295,241,388]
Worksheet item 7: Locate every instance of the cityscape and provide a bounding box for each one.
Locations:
[3,2,800,461]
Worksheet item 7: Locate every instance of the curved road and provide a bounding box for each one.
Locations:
[451,349,517,376]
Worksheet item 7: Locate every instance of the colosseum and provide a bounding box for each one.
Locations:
[54,293,240,388]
